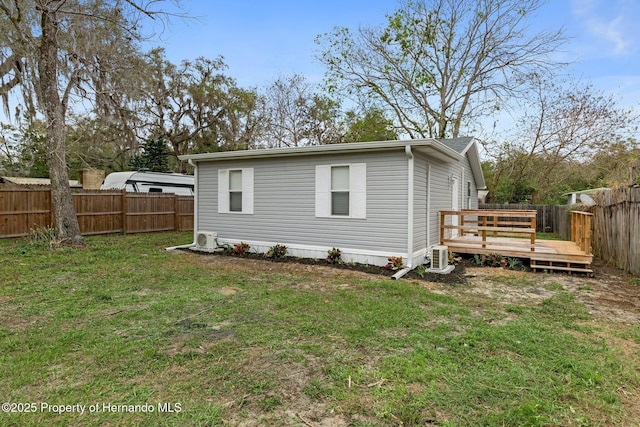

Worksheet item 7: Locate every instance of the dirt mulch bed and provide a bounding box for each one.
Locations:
[191,249,470,285]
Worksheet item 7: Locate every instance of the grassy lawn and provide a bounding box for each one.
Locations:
[1,232,638,426]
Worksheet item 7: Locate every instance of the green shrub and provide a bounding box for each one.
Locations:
[266,244,288,259]
[506,257,523,270]
[233,242,251,256]
[484,253,504,268]
[326,247,342,264]
[448,251,462,265]
[384,256,404,271]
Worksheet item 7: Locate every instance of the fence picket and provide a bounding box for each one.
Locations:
[479,203,571,238]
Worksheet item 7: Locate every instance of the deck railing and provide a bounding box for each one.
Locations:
[440,209,537,251]
[439,209,593,273]
[571,210,593,255]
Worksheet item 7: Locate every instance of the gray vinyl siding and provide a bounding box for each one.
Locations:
[418,153,459,248]
[461,154,479,209]
[413,160,427,251]
[417,151,479,248]
[197,150,409,252]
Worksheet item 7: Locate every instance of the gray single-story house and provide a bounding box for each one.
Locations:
[178,137,486,271]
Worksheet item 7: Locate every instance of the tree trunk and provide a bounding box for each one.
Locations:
[38,4,85,246]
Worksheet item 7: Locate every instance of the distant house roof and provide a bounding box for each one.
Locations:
[562,188,608,206]
[0,176,82,188]
[562,188,609,196]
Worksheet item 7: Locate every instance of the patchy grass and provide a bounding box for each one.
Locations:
[0,232,639,426]
[536,232,566,241]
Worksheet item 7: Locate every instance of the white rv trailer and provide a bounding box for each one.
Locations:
[101,171,194,196]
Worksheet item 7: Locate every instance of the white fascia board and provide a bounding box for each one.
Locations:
[464,139,487,190]
[178,139,462,163]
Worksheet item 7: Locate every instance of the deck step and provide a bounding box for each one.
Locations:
[530,253,593,264]
[531,264,593,274]
[530,259,593,274]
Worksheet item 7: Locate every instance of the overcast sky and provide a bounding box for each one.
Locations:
[155,0,640,112]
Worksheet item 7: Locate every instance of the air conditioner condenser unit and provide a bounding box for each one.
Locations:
[195,231,217,250]
[428,245,454,274]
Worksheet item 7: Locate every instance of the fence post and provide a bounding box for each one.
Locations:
[121,189,127,234]
[48,189,55,230]
[174,195,179,232]
[26,190,31,235]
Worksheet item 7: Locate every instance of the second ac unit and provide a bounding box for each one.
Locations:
[195,231,217,250]
[429,245,449,271]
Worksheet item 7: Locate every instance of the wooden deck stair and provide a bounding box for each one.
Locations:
[529,251,593,274]
[440,210,593,275]
[530,258,593,274]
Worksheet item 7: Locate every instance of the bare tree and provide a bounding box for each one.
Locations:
[262,74,343,147]
[316,0,566,138]
[263,74,315,148]
[0,0,180,245]
[486,76,638,203]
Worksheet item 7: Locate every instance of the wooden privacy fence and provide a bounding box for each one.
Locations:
[480,203,571,238]
[0,189,194,238]
[591,187,640,276]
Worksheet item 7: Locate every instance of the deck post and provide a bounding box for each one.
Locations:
[440,211,445,244]
[530,214,536,251]
[493,215,497,237]
[460,212,465,237]
[482,215,487,249]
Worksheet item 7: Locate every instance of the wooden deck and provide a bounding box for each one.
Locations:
[440,210,593,274]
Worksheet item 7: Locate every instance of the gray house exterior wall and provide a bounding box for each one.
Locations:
[424,154,459,252]
[412,150,479,255]
[196,150,410,265]
[187,138,484,268]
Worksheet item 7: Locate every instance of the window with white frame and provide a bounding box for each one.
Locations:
[315,163,366,218]
[218,168,254,214]
[331,165,350,215]
[229,170,243,212]
[467,181,472,209]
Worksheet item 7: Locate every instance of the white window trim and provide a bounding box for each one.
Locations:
[315,163,366,219]
[218,168,254,214]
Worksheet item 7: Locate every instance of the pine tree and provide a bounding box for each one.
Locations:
[129,136,170,172]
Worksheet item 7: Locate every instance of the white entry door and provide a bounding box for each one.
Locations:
[451,177,459,238]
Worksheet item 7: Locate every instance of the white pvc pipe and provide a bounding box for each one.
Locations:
[391,267,412,280]
[165,243,196,251]
[405,145,414,270]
